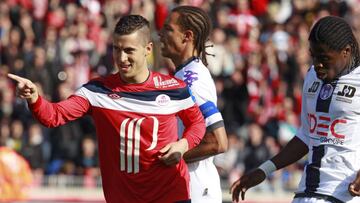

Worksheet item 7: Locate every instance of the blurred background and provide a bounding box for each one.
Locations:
[0,0,359,202]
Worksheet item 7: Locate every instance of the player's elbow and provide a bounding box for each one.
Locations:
[217,139,228,153]
[212,127,228,154]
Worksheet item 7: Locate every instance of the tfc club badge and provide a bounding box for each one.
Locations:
[319,84,334,100]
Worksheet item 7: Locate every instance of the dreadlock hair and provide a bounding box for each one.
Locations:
[114,15,151,45]
[309,15,360,71]
[171,6,212,66]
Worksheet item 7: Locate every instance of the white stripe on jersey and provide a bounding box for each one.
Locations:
[75,87,194,114]
[205,113,223,127]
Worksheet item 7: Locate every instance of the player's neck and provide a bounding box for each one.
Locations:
[174,47,199,72]
[120,68,150,84]
[175,56,198,72]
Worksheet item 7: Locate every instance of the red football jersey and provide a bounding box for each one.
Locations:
[29,71,205,203]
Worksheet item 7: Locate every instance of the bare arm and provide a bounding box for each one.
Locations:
[271,136,309,169]
[159,103,206,166]
[231,136,308,202]
[183,126,228,163]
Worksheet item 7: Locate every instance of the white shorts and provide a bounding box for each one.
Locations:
[188,158,222,203]
[292,197,334,203]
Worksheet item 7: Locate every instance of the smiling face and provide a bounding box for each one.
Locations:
[309,41,351,82]
[112,30,153,83]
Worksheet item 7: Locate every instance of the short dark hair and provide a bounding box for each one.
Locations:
[171,6,212,66]
[309,15,360,69]
[114,15,151,44]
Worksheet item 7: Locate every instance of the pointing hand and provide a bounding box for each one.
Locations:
[7,73,38,104]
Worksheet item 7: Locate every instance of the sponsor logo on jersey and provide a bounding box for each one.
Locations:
[308,113,346,145]
[153,76,179,88]
[319,84,334,100]
[155,94,170,106]
[335,84,356,103]
[308,81,320,93]
[183,70,198,87]
[108,93,121,99]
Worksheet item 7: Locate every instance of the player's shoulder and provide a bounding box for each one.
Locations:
[183,58,209,73]
[79,74,117,94]
[83,74,117,86]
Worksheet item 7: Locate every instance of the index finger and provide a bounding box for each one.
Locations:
[241,188,247,200]
[7,73,27,83]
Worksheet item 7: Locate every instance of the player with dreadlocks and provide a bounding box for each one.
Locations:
[159,5,228,203]
[230,15,360,203]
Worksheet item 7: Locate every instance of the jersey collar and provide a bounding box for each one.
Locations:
[175,57,199,73]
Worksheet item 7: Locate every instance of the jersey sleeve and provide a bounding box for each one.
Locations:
[177,104,205,149]
[176,85,206,149]
[28,94,90,128]
[188,76,224,131]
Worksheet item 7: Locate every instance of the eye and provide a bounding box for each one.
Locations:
[124,48,135,54]
[320,56,330,62]
[113,45,120,51]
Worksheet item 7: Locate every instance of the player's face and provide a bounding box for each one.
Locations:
[158,12,185,60]
[310,42,351,82]
[113,31,152,83]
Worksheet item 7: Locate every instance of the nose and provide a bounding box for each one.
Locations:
[120,52,127,62]
[312,58,323,69]
[158,29,163,39]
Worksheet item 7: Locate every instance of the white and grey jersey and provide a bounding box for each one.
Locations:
[295,66,360,202]
[175,57,224,131]
[175,57,223,202]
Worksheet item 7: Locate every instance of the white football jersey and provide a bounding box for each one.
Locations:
[175,57,224,203]
[295,66,360,202]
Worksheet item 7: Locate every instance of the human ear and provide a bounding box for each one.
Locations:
[343,45,351,57]
[183,30,194,42]
[145,42,153,56]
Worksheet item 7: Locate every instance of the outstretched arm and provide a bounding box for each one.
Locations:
[183,125,228,163]
[8,73,90,127]
[230,136,308,202]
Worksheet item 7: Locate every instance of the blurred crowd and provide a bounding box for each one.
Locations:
[1,0,360,192]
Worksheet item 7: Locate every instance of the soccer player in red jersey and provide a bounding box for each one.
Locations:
[8,15,205,203]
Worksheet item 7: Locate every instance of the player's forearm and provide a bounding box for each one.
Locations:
[270,136,308,170]
[29,95,89,128]
[183,128,228,163]
[183,141,219,163]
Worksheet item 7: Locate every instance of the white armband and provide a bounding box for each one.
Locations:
[258,160,277,177]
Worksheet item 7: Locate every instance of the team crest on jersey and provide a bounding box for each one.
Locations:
[153,76,179,88]
[319,84,334,100]
[155,94,170,106]
[107,93,121,99]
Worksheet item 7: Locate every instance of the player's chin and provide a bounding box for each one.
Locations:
[316,72,327,81]
[160,47,169,56]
